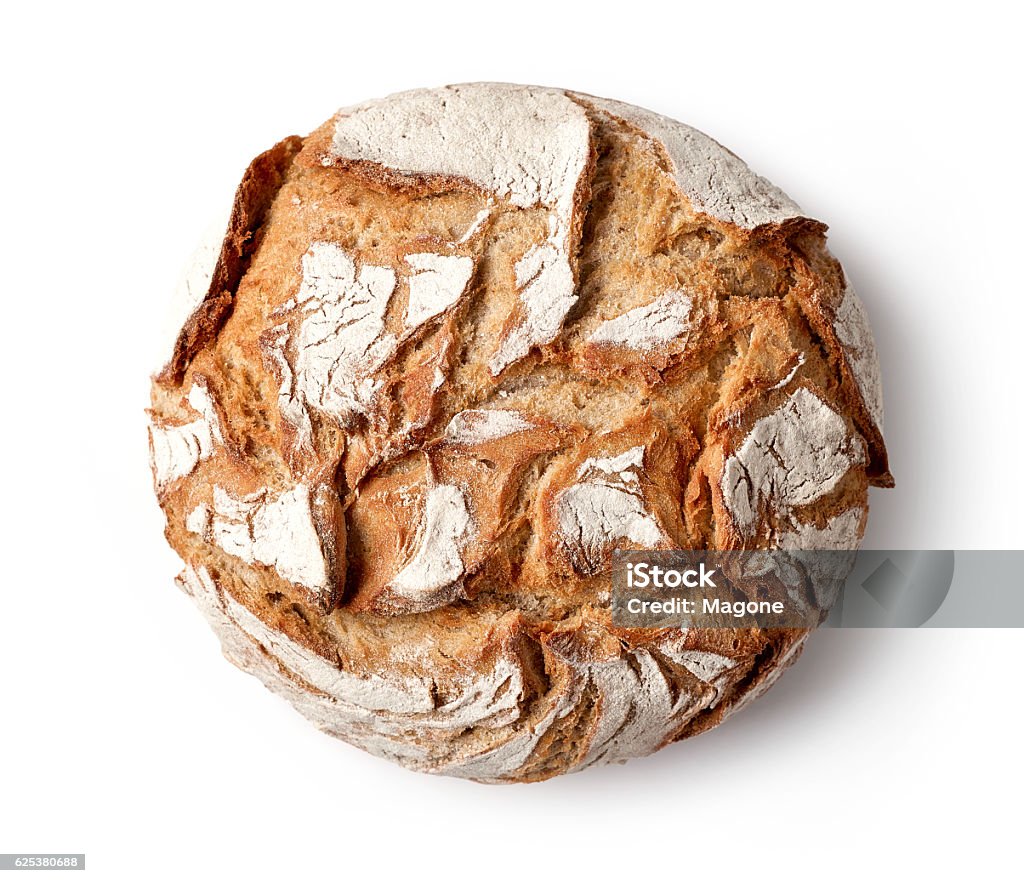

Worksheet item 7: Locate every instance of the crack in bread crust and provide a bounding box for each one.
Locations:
[149,84,891,782]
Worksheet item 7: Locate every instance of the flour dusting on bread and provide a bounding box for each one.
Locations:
[443,409,535,445]
[721,388,865,536]
[557,446,668,572]
[148,377,222,493]
[391,484,473,601]
[151,83,891,783]
[404,253,474,330]
[329,84,593,376]
[265,242,397,441]
[589,289,692,350]
[584,95,805,229]
[188,485,331,596]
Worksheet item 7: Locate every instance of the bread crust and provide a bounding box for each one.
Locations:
[158,135,303,385]
[150,84,891,781]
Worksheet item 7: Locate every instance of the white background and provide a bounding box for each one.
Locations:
[2,1,1021,879]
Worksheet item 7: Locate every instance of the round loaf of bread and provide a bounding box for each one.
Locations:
[149,83,892,782]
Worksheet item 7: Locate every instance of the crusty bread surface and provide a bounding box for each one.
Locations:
[149,83,890,782]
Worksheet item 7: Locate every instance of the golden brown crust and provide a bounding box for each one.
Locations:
[150,85,892,782]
